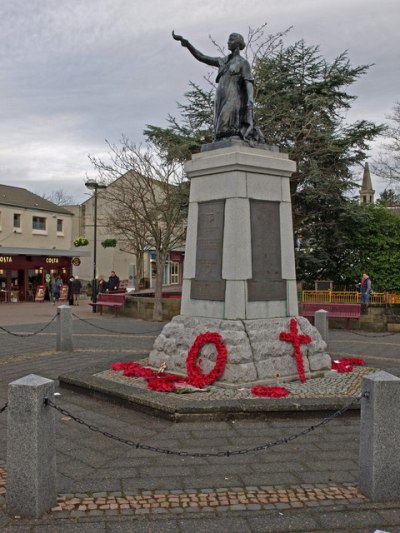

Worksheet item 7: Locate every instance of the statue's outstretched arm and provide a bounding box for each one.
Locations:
[172,31,219,68]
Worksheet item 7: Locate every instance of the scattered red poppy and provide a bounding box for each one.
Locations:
[331,356,365,373]
[251,385,289,398]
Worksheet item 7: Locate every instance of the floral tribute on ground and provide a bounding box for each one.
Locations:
[251,385,289,398]
[331,357,365,373]
[279,318,311,383]
[112,332,227,392]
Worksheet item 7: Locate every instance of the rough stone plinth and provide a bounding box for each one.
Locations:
[6,374,57,517]
[359,371,400,501]
[149,315,331,385]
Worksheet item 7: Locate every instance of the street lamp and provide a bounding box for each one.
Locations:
[85,179,107,312]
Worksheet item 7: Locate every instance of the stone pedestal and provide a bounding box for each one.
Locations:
[149,143,331,383]
[181,143,298,319]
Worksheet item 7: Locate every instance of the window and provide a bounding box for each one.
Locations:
[170,262,180,284]
[13,213,21,228]
[32,216,46,231]
[57,219,63,233]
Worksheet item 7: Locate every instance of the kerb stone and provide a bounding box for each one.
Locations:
[6,374,57,517]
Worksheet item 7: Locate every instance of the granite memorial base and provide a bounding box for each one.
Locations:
[149,315,332,385]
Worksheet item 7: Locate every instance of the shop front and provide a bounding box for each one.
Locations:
[0,251,88,302]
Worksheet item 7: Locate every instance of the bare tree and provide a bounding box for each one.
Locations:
[40,189,75,205]
[89,138,187,321]
[373,102,400,184]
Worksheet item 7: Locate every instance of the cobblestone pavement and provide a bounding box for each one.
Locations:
[0,302,399,531]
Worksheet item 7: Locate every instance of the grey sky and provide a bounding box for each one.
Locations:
[1,0,399,202]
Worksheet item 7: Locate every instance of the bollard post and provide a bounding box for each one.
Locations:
[6,374,57,517]
[56,304,73,351]
[314,309,328,342]
[359,371,400,501]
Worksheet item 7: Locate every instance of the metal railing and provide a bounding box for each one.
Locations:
[302,290,400,305]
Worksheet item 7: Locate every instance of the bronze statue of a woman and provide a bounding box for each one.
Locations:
[172,31,264,145]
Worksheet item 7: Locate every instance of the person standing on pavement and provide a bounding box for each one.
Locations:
[97,274,107,294]
[107,271,120,291]
[72,275,82,305]
[360,272,372,305]
[51,275,63,304]
[68,276,75,306]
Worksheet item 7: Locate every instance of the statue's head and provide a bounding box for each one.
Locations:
[228,33,246,51]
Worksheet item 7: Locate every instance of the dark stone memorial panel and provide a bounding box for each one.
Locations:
[191,200,226,301]
[247,200,286,301]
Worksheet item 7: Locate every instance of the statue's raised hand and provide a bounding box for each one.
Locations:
[172,30,189,47]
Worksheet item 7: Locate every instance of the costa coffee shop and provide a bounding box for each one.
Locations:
[0,183,88,302]
[0,248,88,302]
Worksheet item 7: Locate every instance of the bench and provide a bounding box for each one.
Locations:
[301,302,361,329]
[88,292,126,316]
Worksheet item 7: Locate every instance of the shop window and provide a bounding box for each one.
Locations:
[13,213,21,229]
[32,216,47,232]
[57,219,63,233]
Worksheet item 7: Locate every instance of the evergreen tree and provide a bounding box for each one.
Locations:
[376,188,400,207]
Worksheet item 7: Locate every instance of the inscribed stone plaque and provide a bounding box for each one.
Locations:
[191,200,225,301]
[247,200,286,301]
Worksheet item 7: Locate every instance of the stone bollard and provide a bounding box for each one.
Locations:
[359,371,400,501]
[56,304,73,351]
[315,309,328,342]
[6,374,57,517]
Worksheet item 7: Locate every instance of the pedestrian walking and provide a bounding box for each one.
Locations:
[51,275,63,304]
[72,275,82,305]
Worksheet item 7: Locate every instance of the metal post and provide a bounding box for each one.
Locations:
[92,187,98,313]
[85,180,106,313]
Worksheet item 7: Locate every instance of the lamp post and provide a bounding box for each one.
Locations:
[85,180,107,312]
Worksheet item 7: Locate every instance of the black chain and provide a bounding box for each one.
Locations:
[71,313,163,336]
[0,402,7,414]
[46,396,361,458]
[0,315,57,337]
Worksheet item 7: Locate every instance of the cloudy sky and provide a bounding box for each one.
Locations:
[1,0,399,202]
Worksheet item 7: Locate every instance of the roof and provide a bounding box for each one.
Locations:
[0,184,73,215]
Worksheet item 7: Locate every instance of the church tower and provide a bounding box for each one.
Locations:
[360,162,375,204]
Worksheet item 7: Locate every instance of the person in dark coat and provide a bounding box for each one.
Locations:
[107,271,120,291]
[72,275,82,305]
[68,276,75,306]
[97,274,107,294]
